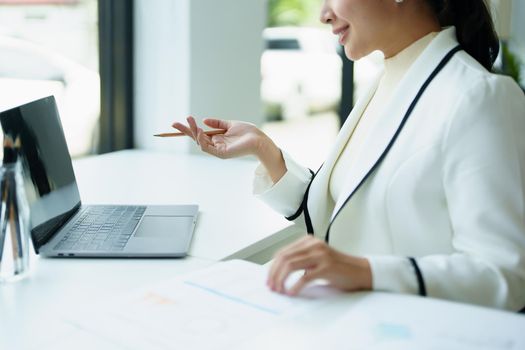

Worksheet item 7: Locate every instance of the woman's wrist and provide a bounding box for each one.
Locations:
[338,253,373,291]
[256,135,287,183]
[356,257,373,290]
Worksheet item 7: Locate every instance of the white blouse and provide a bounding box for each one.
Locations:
[330,32,438,203]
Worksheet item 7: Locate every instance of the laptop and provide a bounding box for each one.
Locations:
[0,96,198,257]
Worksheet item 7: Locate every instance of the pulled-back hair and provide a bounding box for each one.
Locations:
[426,0,500,70]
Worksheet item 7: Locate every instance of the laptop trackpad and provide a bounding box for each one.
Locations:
[134,216,193,237]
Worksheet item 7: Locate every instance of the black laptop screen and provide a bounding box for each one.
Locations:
[0,96,81,252]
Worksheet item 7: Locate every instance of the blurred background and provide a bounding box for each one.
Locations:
[0,0,523,169]
[0,0,99,157]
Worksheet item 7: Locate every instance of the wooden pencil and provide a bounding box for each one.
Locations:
[154,129,226,137]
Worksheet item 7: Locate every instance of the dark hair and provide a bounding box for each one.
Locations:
[426,0,500,71]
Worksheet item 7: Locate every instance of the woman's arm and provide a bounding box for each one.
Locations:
[173,116,287,183]
[253,134,287,184]
[369,75,525,310]
[174,116,314,223]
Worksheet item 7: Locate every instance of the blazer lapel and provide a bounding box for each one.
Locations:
[330,27,460,221]
[308,77,380,236]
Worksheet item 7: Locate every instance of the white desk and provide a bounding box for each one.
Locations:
[0,150,302,349]
[2,150,524,349]
[72,150,302,261]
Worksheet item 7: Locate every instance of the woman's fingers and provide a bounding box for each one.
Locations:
[174,116,226,146]
[203,118,231,131]
[171,122,195,140]
[171,117,229,158]
[267,237,313,286]
[197,128,217,155]
[267,237,321,290]
[187,116,199,141]
[267,246,298,289]
[272,254,320,294]
[171,116,259,159]
[287,268,322,296]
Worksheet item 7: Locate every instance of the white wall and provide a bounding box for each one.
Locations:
[134,0,266,153]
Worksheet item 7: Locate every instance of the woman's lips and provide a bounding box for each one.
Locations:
[333,26,349,45]
[339,29,348,45]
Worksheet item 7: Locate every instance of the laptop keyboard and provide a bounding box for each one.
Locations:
[53,206,147,252]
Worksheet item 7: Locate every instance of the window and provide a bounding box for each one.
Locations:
[0,0,100,158]
[262,0,342,169]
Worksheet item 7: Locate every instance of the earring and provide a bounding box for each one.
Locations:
[395,0,404,3]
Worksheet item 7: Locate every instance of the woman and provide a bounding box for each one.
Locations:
[173,0,525,311]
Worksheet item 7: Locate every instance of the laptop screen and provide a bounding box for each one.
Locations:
[0,96,81,252]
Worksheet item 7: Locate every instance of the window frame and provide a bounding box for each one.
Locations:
[98,0,134,153]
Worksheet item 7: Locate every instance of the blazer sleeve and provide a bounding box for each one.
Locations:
[253,151,313,221]
[369,75,525,311]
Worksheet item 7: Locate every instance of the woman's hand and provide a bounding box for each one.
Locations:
[172,116,266,159]
[172,116,287,182]
[267,236,372,296]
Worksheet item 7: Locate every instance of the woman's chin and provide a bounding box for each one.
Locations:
[344,44,373,62]
[344,46,360,61]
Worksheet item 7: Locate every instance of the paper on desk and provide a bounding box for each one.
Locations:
[309,293,525,350]
[237,293,525,350]
[66,259,340,350]
[65,260,525,350]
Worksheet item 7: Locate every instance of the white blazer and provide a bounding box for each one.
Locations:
[254,27,525,311]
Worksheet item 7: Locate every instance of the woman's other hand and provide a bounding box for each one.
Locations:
[267,236,372,296]
[172,116,287,182]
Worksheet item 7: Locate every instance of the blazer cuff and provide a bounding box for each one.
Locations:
[253,151,312,217]
[367,255,420,295]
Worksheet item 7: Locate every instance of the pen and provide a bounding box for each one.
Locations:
[154,129,227,138]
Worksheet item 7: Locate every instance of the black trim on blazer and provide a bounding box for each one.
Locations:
[286,169,315,221]
[303,185,314,235]
[324,45,462,243]
[285,167,321,235]
[408,257,427,296]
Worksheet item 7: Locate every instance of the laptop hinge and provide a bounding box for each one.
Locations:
[31,201,82,254]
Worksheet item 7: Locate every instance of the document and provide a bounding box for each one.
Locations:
[306,294,525,350]
[66,260,339,350]
[66,260,525,350]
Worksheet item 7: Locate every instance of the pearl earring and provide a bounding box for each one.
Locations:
[395,0,404,3]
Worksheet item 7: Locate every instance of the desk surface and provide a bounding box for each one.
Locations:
[1,257,213,349]
[2,150,524,349]
[0,150,298,349]
[73,150,296,261]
